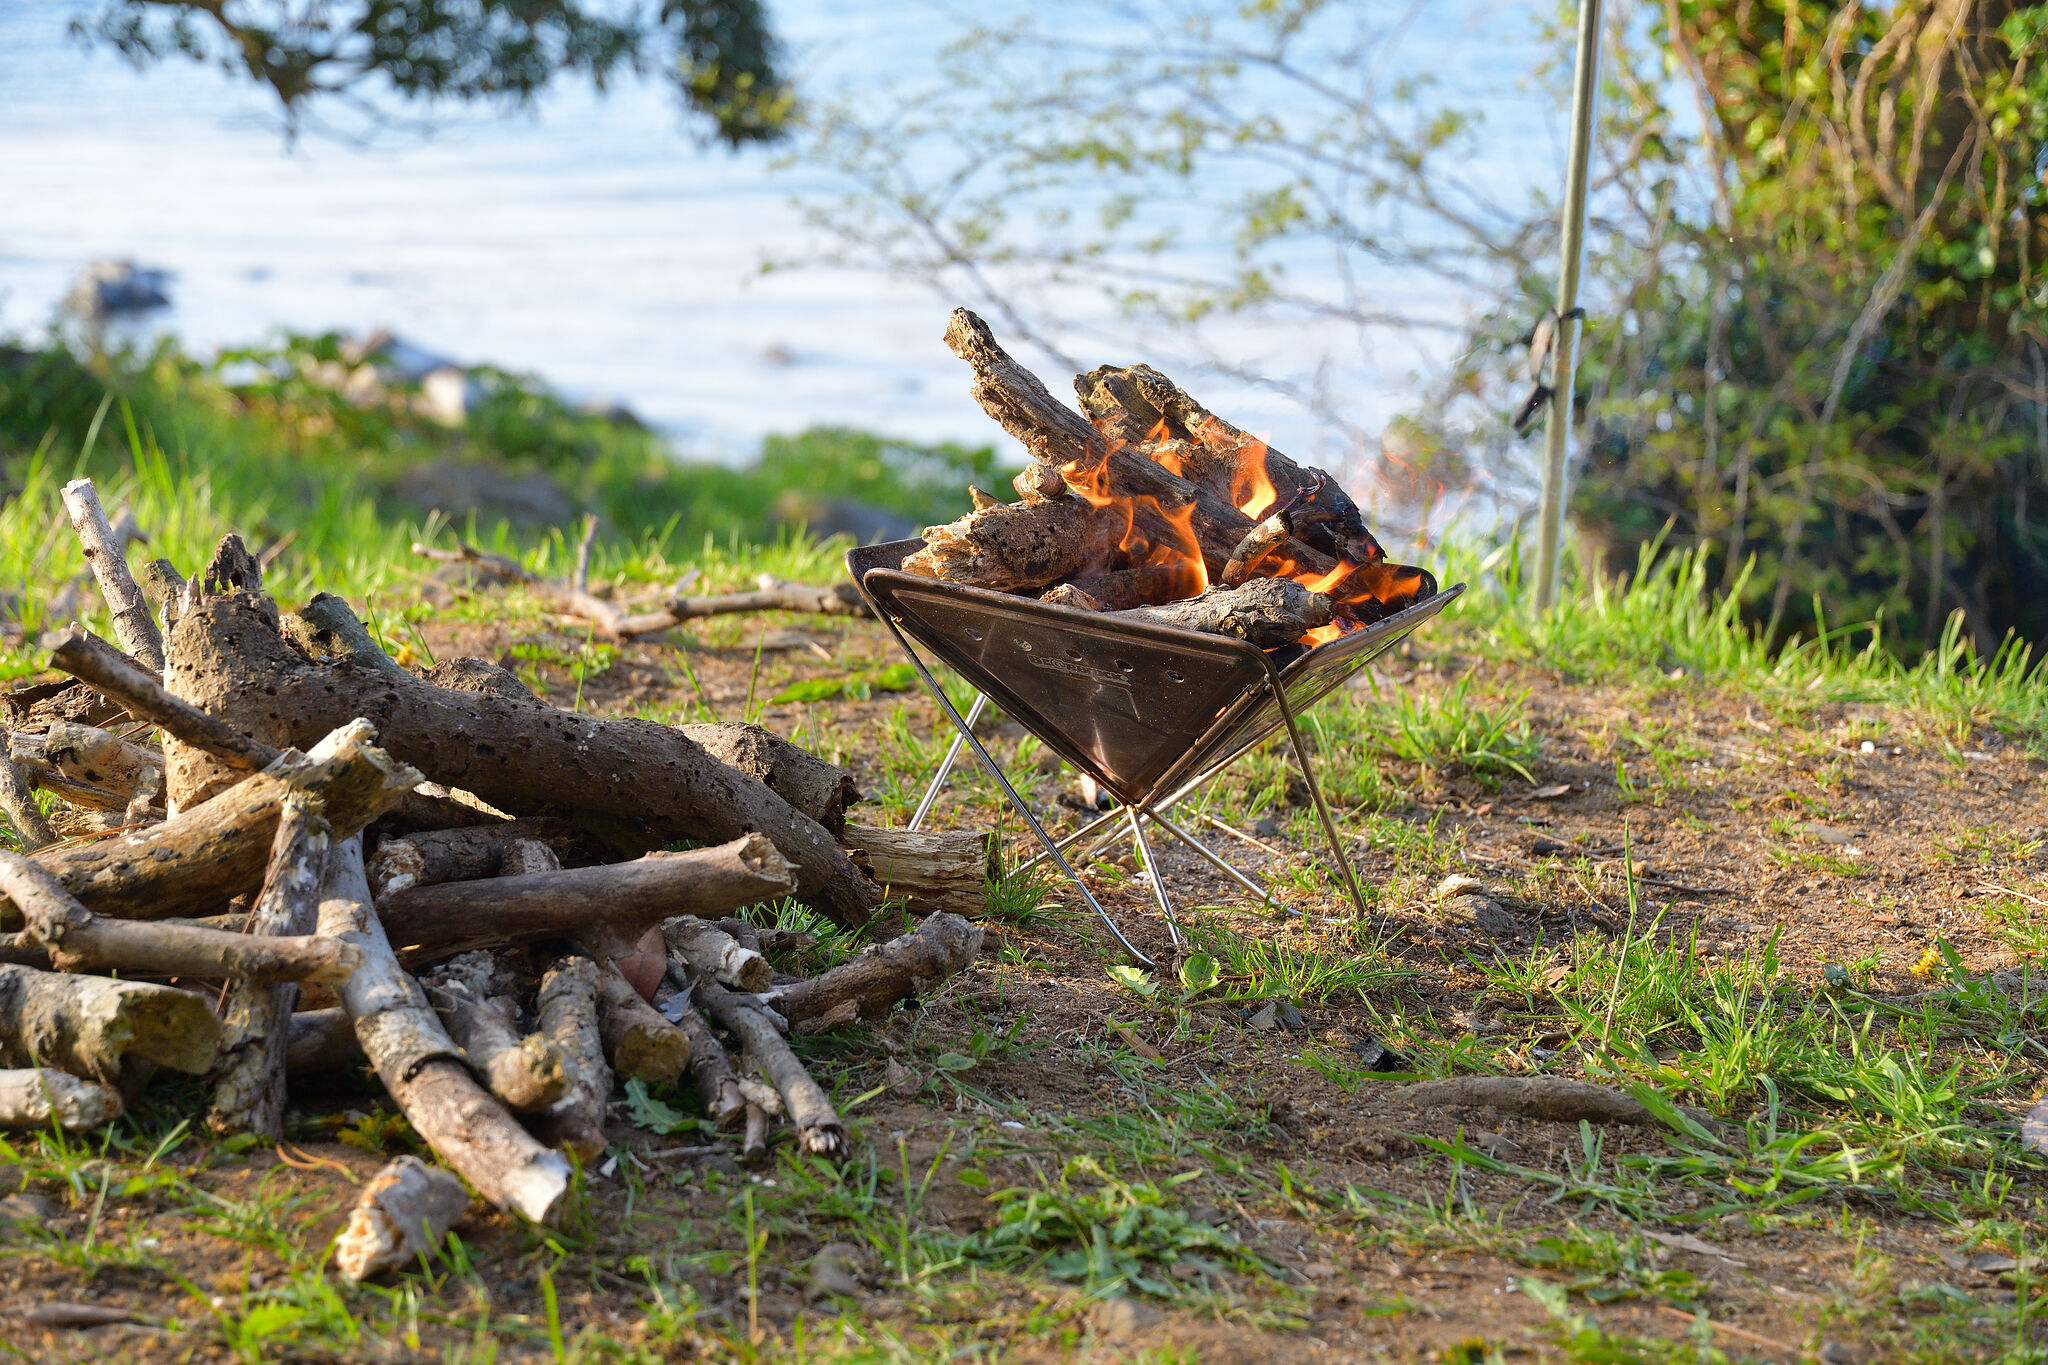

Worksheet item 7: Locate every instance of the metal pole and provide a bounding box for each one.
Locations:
[1532,0,1604,613]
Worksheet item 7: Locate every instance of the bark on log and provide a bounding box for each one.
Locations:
[376,837,797,963]
[0,965,219,1080]
[530,955,611,1160]
[695,977,846,1159]
[420,954,565,1114]
[1013,462,1066,502]
[0,754,55,852]
[0,844,351,984]
[167,594,876,926]
[905,495,1128,595]
[655,980,746,1129]
[0,675,127,733]
[843,825,996,918]
[16,719,416,924]
[61,479,165,674]
[1071,563,1207,611]
[208,792,333,1137]
[285,1007,362,1075]
[1113,578,1333,648]
[773,913,983,1033]
[0,1068,123,1130]
[335,1154,473,1282]
[9,722,160,800]
[677,723,860,838]
[365,820,579,897]
[1037,583,1104,612]
[318,834,572,1223]
[595,965,688,1084]
[44,627,279,777]
[663,918,770,992]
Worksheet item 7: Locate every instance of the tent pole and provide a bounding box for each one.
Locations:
[1533,0,1604,612]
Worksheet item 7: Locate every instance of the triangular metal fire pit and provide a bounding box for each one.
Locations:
[849,538,1462,964]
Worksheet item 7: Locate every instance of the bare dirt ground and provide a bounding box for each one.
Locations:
[1,597,2042,1364]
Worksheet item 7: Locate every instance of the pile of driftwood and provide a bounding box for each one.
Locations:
[902,311,1438,649]
[0,482,991,1279]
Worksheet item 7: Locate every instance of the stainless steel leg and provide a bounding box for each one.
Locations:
[1145,810,1289,912]
[1125,805,1183,950]
[1272,695,1371,919]
[908,691,987,832]
[873,614,1156,967]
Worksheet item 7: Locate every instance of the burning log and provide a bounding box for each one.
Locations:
[335,1155,471,1283]
[0,965,220,1081]
[317,834,572,1223]
[0,1068,123,1130]
[1070,563,1205,610]
[159,592,877,926]
[773,913,983,1034]
[530,954,612,1160]
[15,719,416,925]
[420,954,566,1114]
[693,976,846,1159]
[1115,578,1333,650]
[843,824,996,918]
[375,837,796,963]
[61,478,165,675]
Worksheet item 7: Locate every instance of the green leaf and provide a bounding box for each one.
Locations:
[1106,965,1157,998]
[1176,953,1218,993]
[623,1077,693,1134]
[932,1052,977,1073]
[956,1168,990,1188]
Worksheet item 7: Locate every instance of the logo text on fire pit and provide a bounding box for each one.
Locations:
[1027,654,1132,688]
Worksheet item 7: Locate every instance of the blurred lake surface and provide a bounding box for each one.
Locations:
[0,1,1555,466]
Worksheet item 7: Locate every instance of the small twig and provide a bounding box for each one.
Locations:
[59,479,163,673]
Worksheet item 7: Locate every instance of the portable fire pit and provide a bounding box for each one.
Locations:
[850,538,1463,964]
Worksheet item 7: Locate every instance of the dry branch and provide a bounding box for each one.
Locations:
[166,594,876,926]
[17,719,416,924]
[8,722,160,807]
[530,954,611,1160]
[656,980,747,1129]
[365,820,578,897]
[61,479,165,673]
[0,964,219,1081]
[421,954,566,1113]
[843,825,995,918]
[774,913,982,1034]
[694,977,845,1159]
[0,1068,123,1130]
[595,965,688,1084]
[44,627,279,776]
[679,723,861,837]
[318,834,572,1223]
[285,1007,361,1075]
[0,754,55,852]
[335,1155,472,1282]
[663,918,770,992]
[376,837,796,962]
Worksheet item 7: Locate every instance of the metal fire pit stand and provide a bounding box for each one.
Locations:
[848,540,1461,967]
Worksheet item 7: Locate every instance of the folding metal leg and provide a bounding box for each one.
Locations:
[1270,688,1371,919]
[908,692,987,832]
[1144,810,1283,909]
[1124,805,1183,950]
[867,612,1158,967]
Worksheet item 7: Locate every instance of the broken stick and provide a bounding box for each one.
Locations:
[0,964,220,1081]
[530,954,611,1161]
[420,954,567,1114]
[694,977,846,1159]
[0,1067,123,1131]
[61,478,165,673]
[773,913,983,1034]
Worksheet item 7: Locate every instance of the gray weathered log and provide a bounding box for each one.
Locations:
[0,753,55,852]
[0,1068,123,1130]
[595,964,688,1084]
[530,954,611,1161]
[208,793,333,1137]
[694,977,845,1159]
[663,918,770,992]
[843,825,995,918]
[13,719,416,925]
[334,1154,473,1282]
[678,723,860,837]
[1114,578,1332,648]
[655,979,747,1129]
[366,820,581,898]
[286,1007,363,1075]
[8,722,161,807]
[319,834,572,1223]
[376,836,796,963]
[773,913,983,1034]
[421,953,566,1114]
[164,594,875,926]
[61,478,165,673]
[0,964,219,1080]
[0,843,351,984]
[44,627,279,775]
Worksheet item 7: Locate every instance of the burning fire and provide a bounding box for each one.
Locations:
[1056,423,1425,650]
